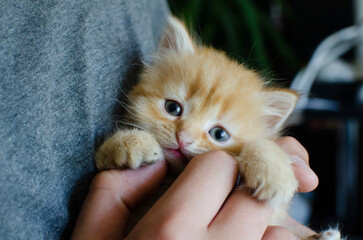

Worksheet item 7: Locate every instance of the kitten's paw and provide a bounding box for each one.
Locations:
[308,229,342,240]
[125,131,164,168]
[95,129,164,170]
[246,167,298,206]
[239,140,298,206]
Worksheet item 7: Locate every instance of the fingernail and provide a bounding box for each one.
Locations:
[290,154,317,177]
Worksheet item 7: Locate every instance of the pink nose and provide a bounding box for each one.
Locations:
[176,135,185,148]
[176,131,192,149]
[177,139,186,149]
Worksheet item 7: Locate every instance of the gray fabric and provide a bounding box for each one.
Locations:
[0,1,169,239]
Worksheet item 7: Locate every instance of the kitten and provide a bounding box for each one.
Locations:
[95,16,342,240]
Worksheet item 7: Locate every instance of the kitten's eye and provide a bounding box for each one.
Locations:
[209,126,230,142]
[164,100,183,116]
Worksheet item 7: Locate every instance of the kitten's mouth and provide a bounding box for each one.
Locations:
[164,148,190,165]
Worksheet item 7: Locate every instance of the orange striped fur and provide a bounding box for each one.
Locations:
[95,16,341,240]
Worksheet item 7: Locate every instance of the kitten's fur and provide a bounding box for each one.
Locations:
[95,16,341,240]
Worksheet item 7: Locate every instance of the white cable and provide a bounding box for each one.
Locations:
[291,25,358,92]
[290,24,363,111]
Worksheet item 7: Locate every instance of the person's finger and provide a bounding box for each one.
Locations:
[280,215,316,240]
[277,137,318,192]
[262,226,300,240]
[208,189,273,240]
[71,160,167,240]
[126,150,239,239]
[277,137,309,164]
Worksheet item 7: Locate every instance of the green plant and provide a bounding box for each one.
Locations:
[168,0,300,78]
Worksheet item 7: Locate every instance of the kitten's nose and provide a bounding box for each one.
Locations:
[176,131,192,149]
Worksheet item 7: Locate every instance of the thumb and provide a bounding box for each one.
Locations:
[71,160,167,240]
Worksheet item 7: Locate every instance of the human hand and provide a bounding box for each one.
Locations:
[71,137,318,240]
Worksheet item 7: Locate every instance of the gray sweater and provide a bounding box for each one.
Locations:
[0,0,168,239]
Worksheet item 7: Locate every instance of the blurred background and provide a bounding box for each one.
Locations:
[168,0,362,239]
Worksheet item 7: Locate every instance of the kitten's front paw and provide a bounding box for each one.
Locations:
[239,140,298,206]
[95,129,164,170]
[125,131,164,168]
[244,165,298,206]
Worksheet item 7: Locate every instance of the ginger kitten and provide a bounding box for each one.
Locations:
[95,16,342,240]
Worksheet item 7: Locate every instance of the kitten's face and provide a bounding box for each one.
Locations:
[125,17,297,171]
[128,49,267,170]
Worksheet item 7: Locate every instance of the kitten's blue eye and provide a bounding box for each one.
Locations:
[164,100,182,116]
[209,126,230,142]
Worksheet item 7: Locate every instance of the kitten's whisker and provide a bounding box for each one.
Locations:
[119,88,138,106]
[123,107,136,117]
[114,98,129,107]
[113,98,134,112]
[115,120,147,131]
[114,101,138,117]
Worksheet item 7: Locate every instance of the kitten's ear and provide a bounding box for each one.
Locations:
[158,16,195,54]
[262,89,298,133]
